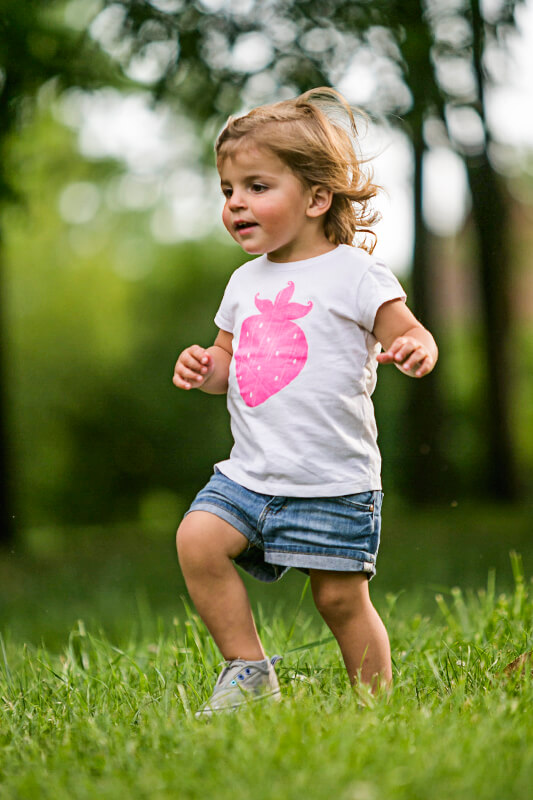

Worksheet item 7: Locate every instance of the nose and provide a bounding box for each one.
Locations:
[228,188,246,210]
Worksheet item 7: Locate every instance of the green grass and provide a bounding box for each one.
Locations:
[1,552,532,799]
[2,498,532,649]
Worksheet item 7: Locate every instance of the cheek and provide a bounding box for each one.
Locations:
[221,205,233,234]
[252,198,282,226]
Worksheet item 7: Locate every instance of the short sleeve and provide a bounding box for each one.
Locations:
[214,274,236,332]
[354,260,407,333]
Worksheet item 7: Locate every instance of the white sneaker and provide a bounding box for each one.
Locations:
[195,656,282,718]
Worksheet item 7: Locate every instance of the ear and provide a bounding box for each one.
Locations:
[306,185,333,219]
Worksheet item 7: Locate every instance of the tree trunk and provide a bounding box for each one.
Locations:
[465,0,518,499]
[400,131,446,502]
[466,156,517,498]
[0,230,14,547]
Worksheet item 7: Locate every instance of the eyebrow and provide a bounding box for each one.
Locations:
[220,174,273,185]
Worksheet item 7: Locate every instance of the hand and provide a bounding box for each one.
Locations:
[376,335,435,378]
[173,345,214,390]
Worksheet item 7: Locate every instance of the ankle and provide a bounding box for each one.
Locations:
[223,651,266,662]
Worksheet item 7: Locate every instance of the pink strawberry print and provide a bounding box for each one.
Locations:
[235,281,313,407]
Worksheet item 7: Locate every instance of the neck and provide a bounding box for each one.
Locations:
[267,235,337,263]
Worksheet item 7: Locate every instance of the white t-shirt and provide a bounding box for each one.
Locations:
[214,244,406,497]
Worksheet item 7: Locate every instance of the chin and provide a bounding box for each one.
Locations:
[240,243,266,254]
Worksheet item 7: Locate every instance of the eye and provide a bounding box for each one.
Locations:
[251,183,268,193]
[221,187,232,199]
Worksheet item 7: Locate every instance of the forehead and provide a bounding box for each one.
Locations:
[217,143,290,180]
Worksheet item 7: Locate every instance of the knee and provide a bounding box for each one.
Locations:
[176,512,247,575]
[313,583,352,623]
[312,576,370,626]
[176,517,207,574]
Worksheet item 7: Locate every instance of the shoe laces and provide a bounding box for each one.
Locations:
[217,655,282,687]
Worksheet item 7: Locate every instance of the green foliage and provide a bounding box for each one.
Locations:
[0,0,118,198]
[4,105,247,528]
[104,0,525,138]
[0,556,532,799]
[100,0,528,505]
[4,99,533,532]
[2,501,532,652]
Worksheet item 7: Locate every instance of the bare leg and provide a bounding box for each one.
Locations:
[177,511,265,661]
[310,570,392,689]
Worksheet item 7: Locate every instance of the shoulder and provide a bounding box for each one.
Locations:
[232,254,267,277]
[333,244,378,269]
[332,245,393,283]
[223,255,267,289]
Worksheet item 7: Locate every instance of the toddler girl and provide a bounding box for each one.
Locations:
[173,88,437,716]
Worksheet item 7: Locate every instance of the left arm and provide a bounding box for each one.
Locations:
[373,299,438,378]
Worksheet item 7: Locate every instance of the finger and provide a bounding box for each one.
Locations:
[415,356,433,377]
[173,361,203,387]
[378,337,411,363]
[376,351,395,364]
[174,348,204,375]
[393,341,418,365]
[399,354,432,377]
[188,345,210,365]
[401,348,426,372]
[173,373,193,390]
[181,351,207,371]
[181,359,209,377]
[178,365,206,384]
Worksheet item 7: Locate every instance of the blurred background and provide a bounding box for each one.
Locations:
[1,0,532,645]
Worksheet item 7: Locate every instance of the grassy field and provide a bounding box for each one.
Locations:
[1,503,533,799]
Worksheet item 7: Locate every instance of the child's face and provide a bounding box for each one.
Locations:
[218,145,321,262]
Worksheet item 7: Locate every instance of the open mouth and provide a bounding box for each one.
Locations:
[234,221,258,232]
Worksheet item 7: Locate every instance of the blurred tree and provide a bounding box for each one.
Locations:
[461,0,518,498]
[0,0,119,544]
[100,0,523,499]
[6,104,239,529]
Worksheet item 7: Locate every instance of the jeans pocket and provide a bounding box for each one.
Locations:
[337,491,376,513]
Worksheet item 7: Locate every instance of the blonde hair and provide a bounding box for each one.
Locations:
[215,87,380,253]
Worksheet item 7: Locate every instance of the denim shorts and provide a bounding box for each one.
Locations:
[184,469,383,583]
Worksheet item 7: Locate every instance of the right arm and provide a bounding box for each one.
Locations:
[172,329,233,395]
